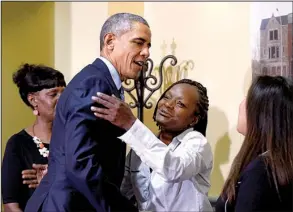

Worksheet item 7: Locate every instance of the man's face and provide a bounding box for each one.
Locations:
[108,22,151,80]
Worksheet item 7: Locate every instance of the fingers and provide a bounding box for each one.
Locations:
[28,183,39,189]
[22,174,37,179]
[91,96,114,109]
[91,103,117,122]
[22,169,37,180]
[22,165,47,188]
[32,164,48,170]
[22,169,36,175]
[96,92,118,104]
[90,106,109,115]
[23,179,38,185]
[93,111,112,122]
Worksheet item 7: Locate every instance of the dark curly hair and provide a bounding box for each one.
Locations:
[153,79,209,136]
[13,63,66,108]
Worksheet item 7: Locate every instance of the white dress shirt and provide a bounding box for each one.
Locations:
[119,119,214,212]
[99,56,121,90]
[99,56,124,100]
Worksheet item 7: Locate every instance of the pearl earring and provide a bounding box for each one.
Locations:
[33,109,39,116]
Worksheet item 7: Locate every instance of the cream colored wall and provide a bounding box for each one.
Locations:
[144,2,252,196]
[108,2,144,16]
[54,2,108,80]
[54,2,72,83]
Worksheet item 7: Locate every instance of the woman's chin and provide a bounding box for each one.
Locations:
[157,121,173,131]
[156,117,168,126]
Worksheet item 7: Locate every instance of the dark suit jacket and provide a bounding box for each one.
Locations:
[25,58,138,212]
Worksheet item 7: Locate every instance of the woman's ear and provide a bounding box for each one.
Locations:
[189,115,199,127]
[27,93,38,108]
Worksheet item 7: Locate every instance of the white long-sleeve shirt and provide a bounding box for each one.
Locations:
[119,119,214,212]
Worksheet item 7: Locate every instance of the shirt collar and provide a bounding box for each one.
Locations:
[99,56,121,90]
[176,128,194,142]
[168,128,194,151]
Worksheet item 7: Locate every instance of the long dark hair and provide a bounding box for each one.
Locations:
[153,79,209,136]
[221,75,293,202]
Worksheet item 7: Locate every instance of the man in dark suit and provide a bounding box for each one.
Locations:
[25,12,151,212]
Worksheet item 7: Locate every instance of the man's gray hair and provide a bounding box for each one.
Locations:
[100,13,149,51]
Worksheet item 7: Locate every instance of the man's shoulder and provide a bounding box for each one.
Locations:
[62,73,112,104]
[56,59,114,111]
[81,58,108,76]
[72,59,109,83]
[65,59,112,93]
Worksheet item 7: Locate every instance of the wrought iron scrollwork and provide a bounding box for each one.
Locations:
[122,55,178,122]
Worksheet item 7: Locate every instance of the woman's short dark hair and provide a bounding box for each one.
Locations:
[221,75,293,202]
[13,63,66,108]
[153,79,209,136]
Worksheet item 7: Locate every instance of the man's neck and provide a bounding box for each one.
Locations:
[100,53,125,82]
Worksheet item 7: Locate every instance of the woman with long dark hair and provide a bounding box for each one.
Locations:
[216,75,293,211]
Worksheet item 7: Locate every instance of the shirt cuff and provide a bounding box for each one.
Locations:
[118,119,158,152]
[119,119,142,140]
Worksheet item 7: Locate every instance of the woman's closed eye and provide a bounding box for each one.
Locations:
[177,101,186,108]
[48,93,58,97]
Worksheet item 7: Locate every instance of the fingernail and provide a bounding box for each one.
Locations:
[91,96,98,100]
[90,106,95,111]
[97,92,102,96]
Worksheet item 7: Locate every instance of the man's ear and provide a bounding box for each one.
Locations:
[103,33,116,51]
